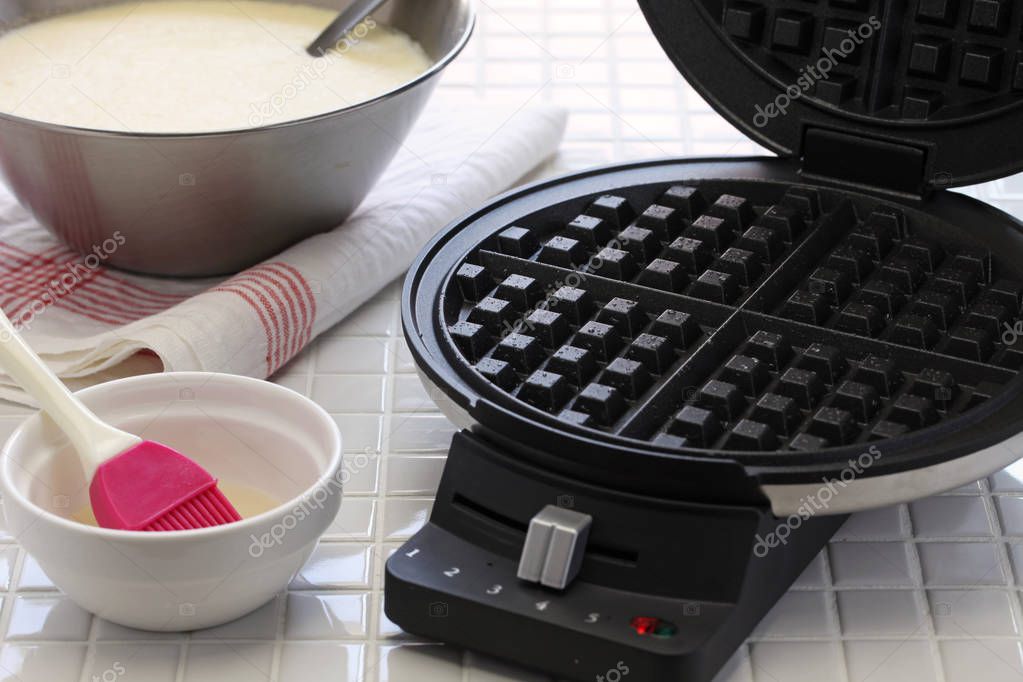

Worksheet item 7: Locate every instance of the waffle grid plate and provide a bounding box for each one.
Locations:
[438,177,1023,457]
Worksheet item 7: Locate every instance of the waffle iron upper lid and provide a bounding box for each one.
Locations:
[638,0,1023,193]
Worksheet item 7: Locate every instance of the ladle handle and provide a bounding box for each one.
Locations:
[307,0,388,56]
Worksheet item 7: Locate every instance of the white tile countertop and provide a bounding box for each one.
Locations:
[2,1,1023,681]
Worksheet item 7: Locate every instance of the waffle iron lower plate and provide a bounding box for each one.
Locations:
[387,157,1023,682]
[406,157,1023,511]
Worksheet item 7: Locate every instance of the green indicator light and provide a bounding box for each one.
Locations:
[653,621,677,638]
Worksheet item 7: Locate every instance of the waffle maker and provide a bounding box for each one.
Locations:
[385,1,1023,680]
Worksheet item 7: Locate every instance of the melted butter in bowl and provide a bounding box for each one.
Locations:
[0,0,433,133]
[71,483,282,527]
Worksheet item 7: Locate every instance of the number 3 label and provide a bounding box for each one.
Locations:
[486,584,503,595]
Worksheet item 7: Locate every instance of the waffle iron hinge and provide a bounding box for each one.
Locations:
[799,125,936,201]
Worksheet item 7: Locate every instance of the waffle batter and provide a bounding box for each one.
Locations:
[0,1,432,132]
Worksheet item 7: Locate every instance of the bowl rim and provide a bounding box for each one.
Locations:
[0,0,477,139]
[0,371,344,541]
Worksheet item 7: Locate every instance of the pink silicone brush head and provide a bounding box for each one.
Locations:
[89,441,242,531]
[0,307,241,532]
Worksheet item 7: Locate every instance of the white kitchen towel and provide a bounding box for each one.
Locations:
[0,103,568,405]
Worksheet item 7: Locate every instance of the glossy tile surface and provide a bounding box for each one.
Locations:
[0,2,1021,681]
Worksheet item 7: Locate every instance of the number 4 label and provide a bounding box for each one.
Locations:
[535,601,550,612]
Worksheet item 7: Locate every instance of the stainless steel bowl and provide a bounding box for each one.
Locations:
[0,0,475,276]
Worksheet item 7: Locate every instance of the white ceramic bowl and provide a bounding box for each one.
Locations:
[0,372,342,631]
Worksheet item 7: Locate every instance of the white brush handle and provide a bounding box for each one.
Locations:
[0,310,140,481]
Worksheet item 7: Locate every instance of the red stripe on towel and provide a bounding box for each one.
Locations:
[236,269,303,363]
[268,262,317,348]
[226,275,290,371]
[0,244,188,325]
[210,285,275,374]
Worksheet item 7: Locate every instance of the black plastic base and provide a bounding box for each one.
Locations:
[385,431,846,681]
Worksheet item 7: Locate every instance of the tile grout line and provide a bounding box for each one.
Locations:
[981,476,1023,663]
[474,2,488,101]
[74,610,99,682]
[263,327,323,681]
[172,642,189,682]
[0,632,1019,646]
[173,631,190,682]
[365,303,403,682]
[903,501,949,682]
[821,540,852,682]
[0,548,27,653]
[268,592,287,682]
[601,0,625,162]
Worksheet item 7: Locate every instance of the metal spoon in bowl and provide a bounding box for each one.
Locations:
[307,0,388,56]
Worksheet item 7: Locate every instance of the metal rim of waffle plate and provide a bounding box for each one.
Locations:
[403,158,1023,507]
[637,0,1023,189]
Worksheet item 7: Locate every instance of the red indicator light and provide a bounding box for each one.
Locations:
[630,616,660,636]
[630,616,678,638]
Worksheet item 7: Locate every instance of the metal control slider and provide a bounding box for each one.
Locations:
[516,505,592,590]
